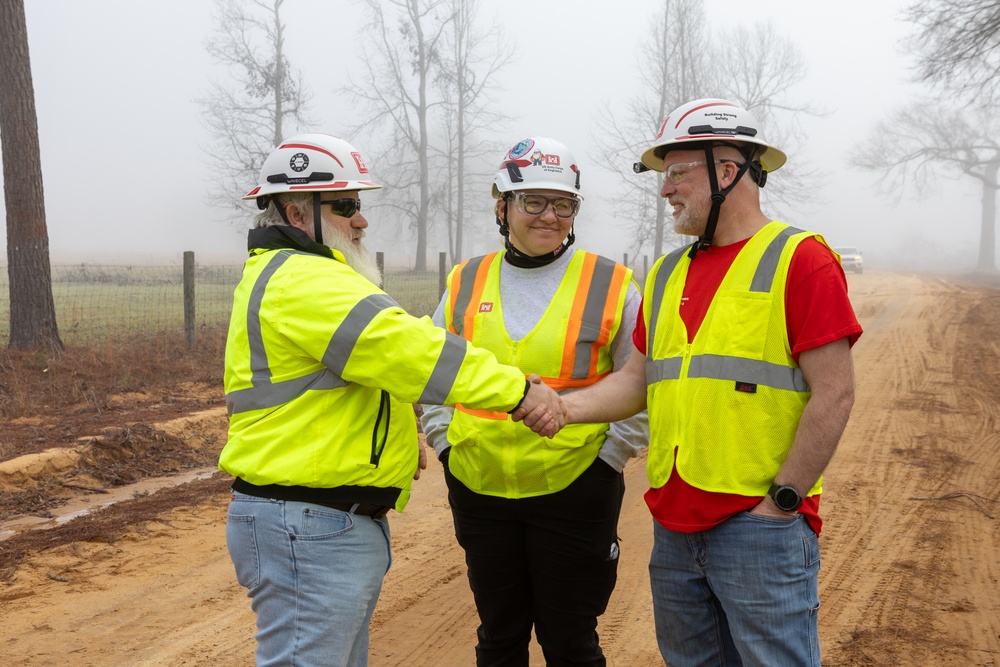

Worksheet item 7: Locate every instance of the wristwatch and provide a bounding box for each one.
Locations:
[768,482,803,512]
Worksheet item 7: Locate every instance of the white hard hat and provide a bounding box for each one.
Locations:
[243,134,382,203]
[638,99,786,174]
[492,137,584,199]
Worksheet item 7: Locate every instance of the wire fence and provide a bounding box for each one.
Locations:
[0,258,445,348]
[0,251,648,348]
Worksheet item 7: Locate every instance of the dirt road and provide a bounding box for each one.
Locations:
[1,271,998,666]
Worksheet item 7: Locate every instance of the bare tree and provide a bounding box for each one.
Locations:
[435,0,513,263]
[717,21,824,216]
[0,0,62,350]
[592,0,713,261]
[851,103,999,272]
[592,2,816,262]
[904,0,1000,106]
[348,0,451,271]
[199,0,313,220]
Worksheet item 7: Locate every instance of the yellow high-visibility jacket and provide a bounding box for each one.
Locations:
[644,221,824,497]
[444,250,632,498]
[219,226,527,512]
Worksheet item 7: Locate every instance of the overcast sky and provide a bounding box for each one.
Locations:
[1,0,989,270]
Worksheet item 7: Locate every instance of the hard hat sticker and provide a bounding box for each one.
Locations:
[352,152,369,174]
[508,139,535,159]
[289,153,309,172]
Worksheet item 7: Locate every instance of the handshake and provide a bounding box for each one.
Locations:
[510,374,568,438]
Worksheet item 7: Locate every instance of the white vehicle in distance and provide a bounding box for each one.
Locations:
[833,246,863,274]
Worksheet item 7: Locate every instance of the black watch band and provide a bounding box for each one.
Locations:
[768,482,803,512]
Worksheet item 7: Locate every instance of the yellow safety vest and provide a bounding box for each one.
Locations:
[220,241,526,512]
[644,221,825,497]
[444,250,632,498]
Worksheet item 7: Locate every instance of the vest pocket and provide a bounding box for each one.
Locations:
[446,416,482,449]
[710,291,770,358]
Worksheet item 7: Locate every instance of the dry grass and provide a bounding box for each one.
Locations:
[0,330,231,581]
[0,329,225,416]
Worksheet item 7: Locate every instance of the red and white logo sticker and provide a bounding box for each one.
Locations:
[544,154,561,166]
[479,302,494,313]
[352,152,369,174]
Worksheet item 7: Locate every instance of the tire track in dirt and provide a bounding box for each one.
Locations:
[820,272,1000,665]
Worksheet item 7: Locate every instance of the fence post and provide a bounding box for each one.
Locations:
[183,251,195,349]
[643,255,648,279]
[439,252,447,300]
[623,252,629,268]
[376,252,385,289]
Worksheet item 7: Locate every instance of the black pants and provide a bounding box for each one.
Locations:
[444,453,625,667]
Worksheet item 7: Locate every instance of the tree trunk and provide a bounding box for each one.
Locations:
[977,160,998,273]
[0,0,63,351]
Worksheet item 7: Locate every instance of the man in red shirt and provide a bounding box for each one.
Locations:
[546,99,863,666]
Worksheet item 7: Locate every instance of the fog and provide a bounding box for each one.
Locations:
[1,0,991,271]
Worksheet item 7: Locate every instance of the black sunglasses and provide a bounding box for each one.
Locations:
[319,198,362,218]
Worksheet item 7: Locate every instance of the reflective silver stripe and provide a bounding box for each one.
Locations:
[247,251,295,384]
[227,368,348,415]
[750,225,803,292]
[451,255,489,337]
[229,250,353,416]
[418,332,468,404]
[322,293,399,374]
[571,256,619,379]
[227,253,398,416]
[647,246,689,351]
[646,357,683,384]
[688,354,809,392]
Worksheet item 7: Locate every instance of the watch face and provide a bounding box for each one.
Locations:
[775,486,801,511]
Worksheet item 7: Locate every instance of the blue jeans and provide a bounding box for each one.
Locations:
[649,512,820,667]
[226,491,392,667]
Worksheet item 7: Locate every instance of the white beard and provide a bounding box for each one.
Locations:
[321,222,383,287]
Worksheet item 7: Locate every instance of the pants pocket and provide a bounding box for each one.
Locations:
[226,514,260,589]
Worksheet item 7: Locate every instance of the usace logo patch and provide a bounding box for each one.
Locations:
[479,302,494,313]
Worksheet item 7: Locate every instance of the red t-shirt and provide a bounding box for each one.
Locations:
[633,236,863,536]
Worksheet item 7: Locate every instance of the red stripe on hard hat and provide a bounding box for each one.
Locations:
[674,101,736,129]
[279,142,345,168]
[245,186,261,196]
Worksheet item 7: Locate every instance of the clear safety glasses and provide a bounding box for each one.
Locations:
[663,159,738,184]
[511,192,580,219]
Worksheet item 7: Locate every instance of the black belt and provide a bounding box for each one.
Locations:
[314,502,391,519]
[231,478,393,518]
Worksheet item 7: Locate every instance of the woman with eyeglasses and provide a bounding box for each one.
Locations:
[420,137,648,667]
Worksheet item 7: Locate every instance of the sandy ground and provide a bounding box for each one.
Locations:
[1,270,998,666]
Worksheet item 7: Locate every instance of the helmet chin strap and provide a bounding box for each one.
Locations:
[688,145,754,260]
[312,192,323,245]
[496,196,575,268]
[270,193,324,245]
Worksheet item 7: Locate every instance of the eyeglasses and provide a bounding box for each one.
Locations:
[319,198,362,218]
[511,192,580,219]
[663,159,738,184]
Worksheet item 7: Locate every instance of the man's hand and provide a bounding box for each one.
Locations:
[749,494,798,519]
[413,438,428,480]
[511,374,566,438]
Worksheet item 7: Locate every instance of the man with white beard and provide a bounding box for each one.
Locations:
[219,134,566,667]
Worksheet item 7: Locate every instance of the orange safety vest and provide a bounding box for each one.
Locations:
[443,250,632,497]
